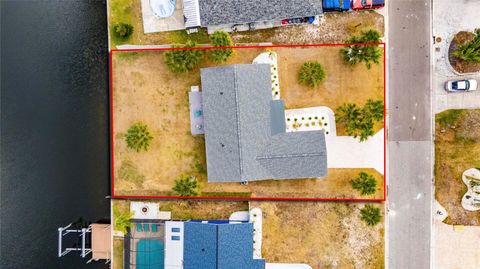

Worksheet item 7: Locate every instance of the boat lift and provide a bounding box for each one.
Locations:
[57,223,111,264]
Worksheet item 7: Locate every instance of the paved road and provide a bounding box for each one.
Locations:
[387,0,433,268]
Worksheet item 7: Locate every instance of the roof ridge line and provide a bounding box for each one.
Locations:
[233,66,244,178]
[256,152,325,160]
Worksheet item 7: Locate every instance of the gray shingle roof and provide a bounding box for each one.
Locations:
[198,0,323,26]
[201,64,327,183]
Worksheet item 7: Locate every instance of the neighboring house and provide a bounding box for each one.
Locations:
[144,0,323,34]
[200,64,328,183]
[124,202,312,269]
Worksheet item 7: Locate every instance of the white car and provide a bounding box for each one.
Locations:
[444,79,478,92]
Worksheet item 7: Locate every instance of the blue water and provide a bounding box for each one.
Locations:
[136,239,165,269]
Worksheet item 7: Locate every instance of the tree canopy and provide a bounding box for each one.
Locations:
[112,23,134,40]
[208,31,234,63]
[165,40,204,73]
[298,61,326,88]
[340,29,382,69]
[352,172,377,195]
[335,99,384,141]
[113,205,133,234]
[125,123,153,152]
[360,204,382,226]
[172,175,199,196]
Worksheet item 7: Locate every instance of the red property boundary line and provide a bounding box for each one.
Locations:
[109,42,387,202]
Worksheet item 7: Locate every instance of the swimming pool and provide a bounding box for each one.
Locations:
[136,239,164,269]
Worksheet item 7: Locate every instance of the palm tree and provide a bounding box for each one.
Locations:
[165,40,204,73]
[113,205,133,234]
[364,99,384,122]
[125,123,153,152]
[172,175,199,196]
[298,61,326,88]
[360,204,382,226]
[340,29,382,69]
[352,172,377,195]
[209,31,234,63]
[453,37,480,63]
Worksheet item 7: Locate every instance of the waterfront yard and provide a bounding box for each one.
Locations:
[435,109,480,226]
[112,46,384,198]
[250,201,385,269]
[107,0,383,47]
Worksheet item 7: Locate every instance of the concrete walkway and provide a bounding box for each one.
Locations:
[434,219,480,269]
[326,129,384,175]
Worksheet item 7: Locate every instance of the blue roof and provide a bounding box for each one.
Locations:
[184,222,265,269]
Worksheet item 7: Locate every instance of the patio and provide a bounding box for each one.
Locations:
[141,0,186,33]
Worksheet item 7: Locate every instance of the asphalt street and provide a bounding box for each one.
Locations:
[387,0,433,268]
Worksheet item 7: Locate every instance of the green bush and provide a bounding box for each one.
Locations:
[113,205,133,234]
[453,29,480,63]
[352,172,377,195]
[208,31,234,63]
[336,99,384,141]
[165,40,204,73]
[172,175,199,196]
[340,29,382,69]
[125,123,153,152]
[113,22,134,40]
[298,61,326,88]
[360,204,382,226]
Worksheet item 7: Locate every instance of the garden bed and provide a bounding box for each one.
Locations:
[448,31,480,74]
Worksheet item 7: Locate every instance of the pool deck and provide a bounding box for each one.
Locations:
[141,0,186,33]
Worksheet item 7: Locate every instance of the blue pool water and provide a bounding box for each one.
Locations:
[136,239,165,269]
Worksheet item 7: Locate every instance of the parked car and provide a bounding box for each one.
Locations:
[323,0,350,12]
[351,0,385,10]
[444,79,478,92]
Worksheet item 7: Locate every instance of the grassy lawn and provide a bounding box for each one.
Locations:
[107,0,383,48]
[112,46,384,198]
[435,109,480,225]
[250,201,385,269]
[113,238,124,269]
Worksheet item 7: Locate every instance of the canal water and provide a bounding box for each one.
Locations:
[1,1,110,268]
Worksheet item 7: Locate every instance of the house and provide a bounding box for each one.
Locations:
[200,64,328,183]
[143,0,324,34]
[124,203,314,269]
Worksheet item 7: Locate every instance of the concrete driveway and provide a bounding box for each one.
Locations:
[433,0,480,113]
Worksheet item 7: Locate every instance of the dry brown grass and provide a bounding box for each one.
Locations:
[108,0,383,47]
[112,47,384,198]
[435,110,480,225]
[250,201,385,269]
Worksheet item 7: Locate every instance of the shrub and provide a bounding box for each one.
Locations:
[113,23,134,40]
[352,172,377,195]
[336,99,384,141]
[172,175,199,196]
[165,40,204,73]
[340,29,382,69]
[360,204,382,226]
[113,205,133,234]
[125,123,153,152]
[208,31,233,63]
[453,29,480,63]
[298,61,326,88]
